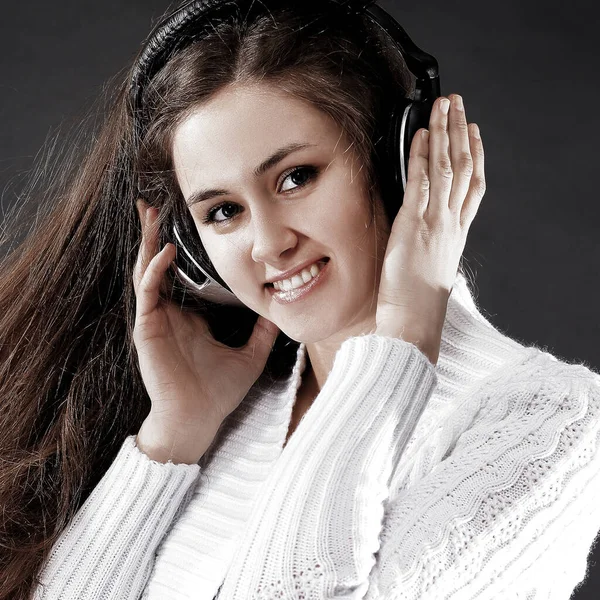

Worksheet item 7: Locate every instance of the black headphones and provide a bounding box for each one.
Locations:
[129,0,441,307]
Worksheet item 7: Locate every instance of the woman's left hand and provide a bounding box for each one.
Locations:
[374,94,486,365]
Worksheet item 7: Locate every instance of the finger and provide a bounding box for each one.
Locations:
[460,124,486,228]
[133,199,146,294]
[427,96,453,215]
[135,197,149,220]
[401,127,431,219]
[134,204,161,296]
[133,201,150,295]
[135,243,176,320]
[145,208,172,298]
[447,94,474,213]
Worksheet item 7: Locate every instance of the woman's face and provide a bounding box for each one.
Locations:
[171,82,391,344]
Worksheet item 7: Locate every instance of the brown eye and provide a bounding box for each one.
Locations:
[201,202,240,225]
[279,165,319,193]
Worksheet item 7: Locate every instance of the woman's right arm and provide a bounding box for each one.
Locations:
[32,199,279,599]
[33,429,203,600]
[32,199,279,598]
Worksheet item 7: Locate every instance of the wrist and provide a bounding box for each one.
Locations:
[373,325,439,366]
[136,412,221,465]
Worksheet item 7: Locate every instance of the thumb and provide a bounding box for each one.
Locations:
[241,314,280,367]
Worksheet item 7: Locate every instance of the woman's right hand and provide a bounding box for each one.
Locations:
[133,198,280,463]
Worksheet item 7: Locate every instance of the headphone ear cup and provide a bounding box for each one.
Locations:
[380,98,435,225]
[164,205,246,307]
[403,97,435,178]
[170,207,216,282]
[377,98,410,226]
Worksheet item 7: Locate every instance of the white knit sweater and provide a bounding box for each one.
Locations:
[34,272,600,599]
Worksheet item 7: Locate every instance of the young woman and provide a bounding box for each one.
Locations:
[1,1,599,598]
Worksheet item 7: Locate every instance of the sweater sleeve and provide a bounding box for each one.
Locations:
[33,435,201,600]
[364,363,600,599]
[215,334,439,599]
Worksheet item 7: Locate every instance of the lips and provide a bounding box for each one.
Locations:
[264,257,329,287]
[266,257,330,302]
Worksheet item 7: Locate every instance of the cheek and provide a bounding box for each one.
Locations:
[193,230,237,280]
[334,196,375,241]
[208,247,240,280]
[210,241,255,290]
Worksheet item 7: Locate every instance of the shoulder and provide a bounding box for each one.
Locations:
[445,349,600,480]
[472,347,600,424]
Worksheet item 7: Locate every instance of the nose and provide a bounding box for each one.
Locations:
[250,206,299,265]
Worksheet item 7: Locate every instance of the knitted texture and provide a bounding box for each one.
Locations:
[34,272,600,599]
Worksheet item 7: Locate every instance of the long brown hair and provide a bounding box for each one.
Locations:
[0,2,467,597]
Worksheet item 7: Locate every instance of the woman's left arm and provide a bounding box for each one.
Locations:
[365,366,600,600]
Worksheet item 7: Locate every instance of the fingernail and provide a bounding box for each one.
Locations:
[454,95,464,111]
[440,98,450,114]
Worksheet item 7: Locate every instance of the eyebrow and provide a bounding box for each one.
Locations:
[185,141,316,207]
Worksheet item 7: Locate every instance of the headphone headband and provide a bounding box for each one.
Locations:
[129,0,378,139]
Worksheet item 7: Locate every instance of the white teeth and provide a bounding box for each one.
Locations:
[273,261,324,291]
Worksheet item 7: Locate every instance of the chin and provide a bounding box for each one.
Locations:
[275,325,331,345]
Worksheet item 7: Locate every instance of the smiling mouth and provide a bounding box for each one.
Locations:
[264,257,329,289]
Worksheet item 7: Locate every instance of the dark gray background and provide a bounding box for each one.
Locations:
[1,0,598,596]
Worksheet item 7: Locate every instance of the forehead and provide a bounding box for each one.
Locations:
[171,83,345,185]
[174,81,337,142]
